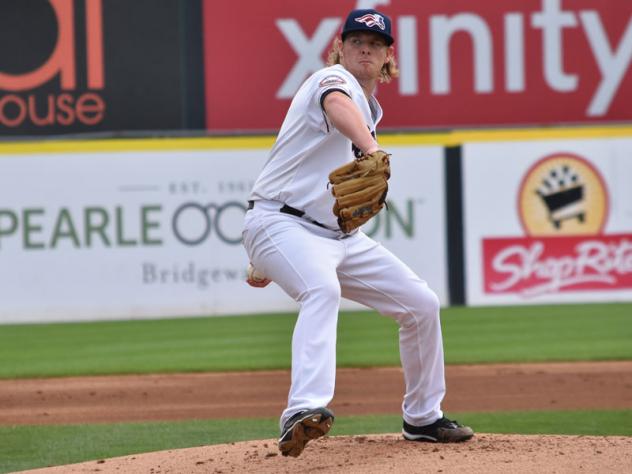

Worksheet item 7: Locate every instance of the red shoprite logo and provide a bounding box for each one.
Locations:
[0,0,105,128]
[484,235,632,296]
[483,153,632,296]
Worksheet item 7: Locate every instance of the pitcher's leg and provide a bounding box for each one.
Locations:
[338,235,445,426]
[396,287,445,426]
[243,213,344,428]
[282,278,342,427]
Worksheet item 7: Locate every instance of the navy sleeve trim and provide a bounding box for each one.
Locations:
[320,88,350,133]
[319,88,350,112]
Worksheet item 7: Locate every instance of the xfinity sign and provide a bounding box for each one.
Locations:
[204,0,632,130]
[277,0,632,117]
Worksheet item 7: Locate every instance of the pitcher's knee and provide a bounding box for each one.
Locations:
[299,281,341,303]
[421,288,441,317]
[398,287,440,327]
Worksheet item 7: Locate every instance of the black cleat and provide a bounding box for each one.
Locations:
[403,416,474,443]
[278,407,335,457]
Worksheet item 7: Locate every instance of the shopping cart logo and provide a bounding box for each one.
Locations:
[518,153,608,236]
[535,165,585,229]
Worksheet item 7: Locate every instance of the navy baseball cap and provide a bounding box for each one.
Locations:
[342,9,394,45]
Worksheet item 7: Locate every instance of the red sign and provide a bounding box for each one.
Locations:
[483,234,632,296]
[203,0,632,131]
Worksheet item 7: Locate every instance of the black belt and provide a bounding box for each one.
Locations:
[247,201,326,228]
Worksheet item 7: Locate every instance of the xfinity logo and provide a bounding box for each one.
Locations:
[276,0,632,116]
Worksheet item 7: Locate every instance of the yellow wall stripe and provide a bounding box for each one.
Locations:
[381,125,632,146]
[0,136,275,154]
[1,125,631,154]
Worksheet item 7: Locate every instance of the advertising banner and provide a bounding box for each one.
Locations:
[203,0,632,132]
[0,140,447,323]
[0,0,186,136]
[462,138,632,305]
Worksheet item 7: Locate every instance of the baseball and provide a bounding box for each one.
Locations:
[247,263,267,282]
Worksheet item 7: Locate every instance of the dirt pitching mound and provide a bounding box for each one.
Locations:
[18,434,632,474]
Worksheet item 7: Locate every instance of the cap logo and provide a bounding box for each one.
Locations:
[354,14,385,31]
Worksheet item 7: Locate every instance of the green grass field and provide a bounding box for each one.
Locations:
[0,302,631,473]
[1,303,630,378]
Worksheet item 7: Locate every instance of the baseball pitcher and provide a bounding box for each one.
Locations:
[242,8,474,458]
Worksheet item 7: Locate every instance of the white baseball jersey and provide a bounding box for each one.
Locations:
[249,64,383,229]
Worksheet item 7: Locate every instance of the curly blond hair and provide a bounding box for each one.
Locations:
[326,38,399,83]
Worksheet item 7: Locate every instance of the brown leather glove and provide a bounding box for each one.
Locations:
[328,150,391,233]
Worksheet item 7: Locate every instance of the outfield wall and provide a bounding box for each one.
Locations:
[0,138,448,323]
[0,127,631,323]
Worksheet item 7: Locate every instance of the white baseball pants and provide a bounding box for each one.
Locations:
[242,200,445,429]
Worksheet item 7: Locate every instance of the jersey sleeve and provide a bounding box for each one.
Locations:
[310,71,353,133]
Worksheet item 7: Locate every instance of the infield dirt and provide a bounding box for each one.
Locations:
[4,361,632,473]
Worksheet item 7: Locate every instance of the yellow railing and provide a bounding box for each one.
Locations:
[1,124,631,154]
